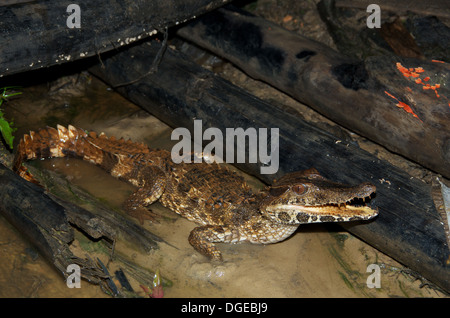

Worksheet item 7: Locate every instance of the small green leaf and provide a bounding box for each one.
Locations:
[0,86,21,149]
[0,115,16,149]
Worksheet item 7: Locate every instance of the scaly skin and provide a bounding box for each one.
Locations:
[13,125,378,261]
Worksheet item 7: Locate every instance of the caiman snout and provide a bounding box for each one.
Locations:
[354,182,376,198]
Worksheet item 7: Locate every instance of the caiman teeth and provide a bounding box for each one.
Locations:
[328,195,372,206]
[297,204,377,214]
[268,202,378,219]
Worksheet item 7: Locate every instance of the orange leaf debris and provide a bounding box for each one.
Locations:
[384,91,423,122]
[395,62,446,103]
[283,15,293,23]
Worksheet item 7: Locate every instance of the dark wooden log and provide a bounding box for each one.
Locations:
[176,6,450,179]
[0,162,165,285]
[335,0,450,19]
[0,163,105,283]
[47,173,166,253]
[317,1,449,61]
[0,0,232,77]
[90,40,450,292]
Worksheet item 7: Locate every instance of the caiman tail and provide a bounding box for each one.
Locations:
[13,124,163,224]
[13,125,130,183]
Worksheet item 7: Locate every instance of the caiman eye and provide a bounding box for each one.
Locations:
[269,186,288,197]
[292,184,306,194]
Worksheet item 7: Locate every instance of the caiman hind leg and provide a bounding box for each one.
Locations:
[122,166,167,224]
[188,225,241,261]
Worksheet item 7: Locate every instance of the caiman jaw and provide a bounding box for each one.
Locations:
[264,200,378,225]
[260,171,378,225]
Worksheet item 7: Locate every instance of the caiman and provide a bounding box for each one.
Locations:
[13,125,378,261]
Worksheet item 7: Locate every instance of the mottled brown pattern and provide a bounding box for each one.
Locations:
[13,125,378,261]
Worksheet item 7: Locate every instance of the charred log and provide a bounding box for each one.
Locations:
[176,5,450,179]
[90,40,450,292]
[0,0,232,77]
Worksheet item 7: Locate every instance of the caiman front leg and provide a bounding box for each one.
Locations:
[122,166,167,224]
[188,225,241,261]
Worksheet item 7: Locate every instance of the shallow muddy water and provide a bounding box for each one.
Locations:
[0,75,446,298]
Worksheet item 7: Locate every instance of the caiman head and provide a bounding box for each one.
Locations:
[259,168,378,224]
